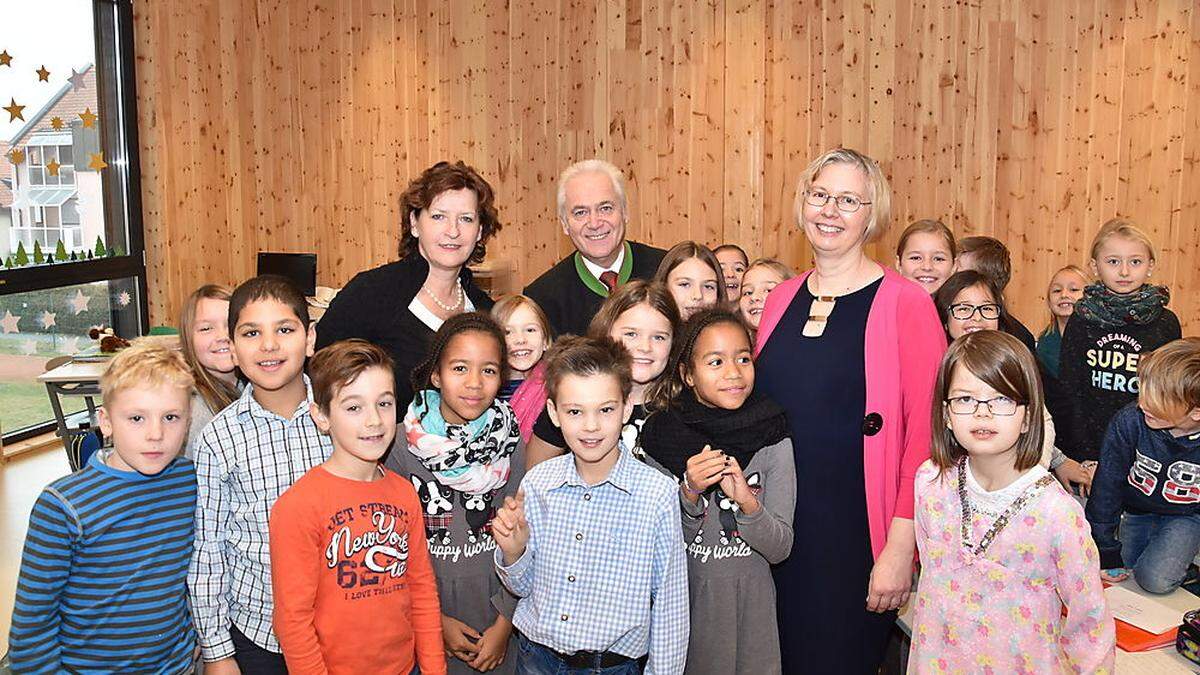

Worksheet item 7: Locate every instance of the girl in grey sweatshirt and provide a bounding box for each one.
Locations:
[641,308,796,675]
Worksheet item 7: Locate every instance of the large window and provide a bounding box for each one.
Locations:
[0,0,146,442]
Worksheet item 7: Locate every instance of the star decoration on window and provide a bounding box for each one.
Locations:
[0,310,20,334]
[60,336,80,355]
[39,311,57,329]
[20,339,38,356]
[50,116,64,130]
[117,291,132,307]
[4,98,25,122]
[8,148,25,165]
[88,152,108,171]
[68,289,91,315]
[0,50,12,67]
[79,108,97,128]
[47,159,61,176]
[68,68,87,91]
[36,65,50,82]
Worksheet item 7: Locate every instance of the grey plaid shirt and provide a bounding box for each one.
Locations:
[187,377,331,661]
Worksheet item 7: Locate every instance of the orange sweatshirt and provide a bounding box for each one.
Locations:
[270,465,446,675]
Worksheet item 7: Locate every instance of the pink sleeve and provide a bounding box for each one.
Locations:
[894,289,946,519]
[1053,501,1117,673]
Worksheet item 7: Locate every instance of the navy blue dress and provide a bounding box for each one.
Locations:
[756,277,895,674]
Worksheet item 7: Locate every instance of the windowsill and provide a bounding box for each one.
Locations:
[1,430,62,463]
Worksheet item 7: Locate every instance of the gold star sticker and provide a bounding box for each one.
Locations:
[36,65,50,82]
[47,159,61,176]
[50,116,64,130]
[8,148,25,165]
[79,108,97,128]
[88,152,107,171]
[0,50,11,67]
[4,98,25,122]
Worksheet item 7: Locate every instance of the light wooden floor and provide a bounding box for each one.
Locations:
[0,446,72,654]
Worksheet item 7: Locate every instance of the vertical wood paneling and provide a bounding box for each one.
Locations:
[135,0,1200,333]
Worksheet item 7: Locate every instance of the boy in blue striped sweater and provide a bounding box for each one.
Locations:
[8,340,198,674]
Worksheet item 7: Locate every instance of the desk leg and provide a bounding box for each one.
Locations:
[44,382,71,442]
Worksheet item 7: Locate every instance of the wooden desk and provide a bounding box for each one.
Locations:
[34,337,179,466]
[36,360,106,457]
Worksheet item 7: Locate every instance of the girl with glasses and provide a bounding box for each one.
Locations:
[934,270,1092,493]
[909,330,1114,673]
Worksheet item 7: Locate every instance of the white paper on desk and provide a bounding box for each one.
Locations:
[1105,585,1190,635]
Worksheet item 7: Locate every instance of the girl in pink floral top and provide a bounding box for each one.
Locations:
[910,331,1115,674]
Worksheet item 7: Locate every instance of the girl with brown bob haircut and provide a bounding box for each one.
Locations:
[929,330,1045,474]
[912,329,1115,672]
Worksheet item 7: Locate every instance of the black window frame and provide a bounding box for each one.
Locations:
[1,0,148,443]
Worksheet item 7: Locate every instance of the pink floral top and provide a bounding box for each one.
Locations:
[910,460,1115,674]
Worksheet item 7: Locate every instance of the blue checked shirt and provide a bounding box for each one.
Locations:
[495,445,689,674]
[188,377,332,661]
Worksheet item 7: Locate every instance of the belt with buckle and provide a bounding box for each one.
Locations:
[549,646,636,669]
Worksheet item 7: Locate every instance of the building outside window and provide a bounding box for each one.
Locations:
[0,0,147,442]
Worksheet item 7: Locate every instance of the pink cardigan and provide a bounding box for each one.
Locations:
[755,266,946,559]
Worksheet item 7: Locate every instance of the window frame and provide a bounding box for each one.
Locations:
[1,0,148,443]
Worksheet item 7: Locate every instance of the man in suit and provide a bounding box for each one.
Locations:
[524,159,666,336]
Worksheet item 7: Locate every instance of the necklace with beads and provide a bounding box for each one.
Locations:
[422,280,464,313]
[957,457,1054,556]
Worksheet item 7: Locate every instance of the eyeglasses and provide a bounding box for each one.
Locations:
[804,189,871,214]
[945,395,1022,416]
[949,303,1001,321]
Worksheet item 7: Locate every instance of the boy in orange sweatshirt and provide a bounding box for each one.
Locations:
[269,339,446,674]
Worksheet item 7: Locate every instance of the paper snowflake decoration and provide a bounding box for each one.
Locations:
[60,336,80,355]
[117,291,131,306]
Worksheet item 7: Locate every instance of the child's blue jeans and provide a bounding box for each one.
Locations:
[514,634,641,675]
[1121,512,1200,594]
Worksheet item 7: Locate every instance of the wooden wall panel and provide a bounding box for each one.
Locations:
[135,0,1200,333]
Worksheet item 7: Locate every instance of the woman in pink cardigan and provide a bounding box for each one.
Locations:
[754,148,946,674]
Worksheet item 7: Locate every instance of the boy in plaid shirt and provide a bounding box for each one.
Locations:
[493,336,688,674]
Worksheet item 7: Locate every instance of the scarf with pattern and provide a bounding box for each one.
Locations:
[404,390,519,495]
[1073,282,1170,329]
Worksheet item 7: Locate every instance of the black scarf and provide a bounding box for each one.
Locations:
[1073,282,1170,329]
[640,388,791,481]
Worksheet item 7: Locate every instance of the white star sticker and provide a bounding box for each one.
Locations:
[60,336,80,355]
[39,311,56,329]
[0,310,20,334]
[68,289,90,315]
[117,290,131,307]
[20,339,38,355]
[68,68,87,92]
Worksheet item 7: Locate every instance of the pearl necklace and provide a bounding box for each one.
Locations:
[422,281,464,313]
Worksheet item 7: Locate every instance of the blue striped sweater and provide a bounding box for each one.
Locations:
[7,450,197,674]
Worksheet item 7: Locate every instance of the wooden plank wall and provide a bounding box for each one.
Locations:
[134,0,1200,333]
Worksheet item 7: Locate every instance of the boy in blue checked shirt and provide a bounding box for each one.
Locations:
[492,336,688,674]
[188,275,332,675]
